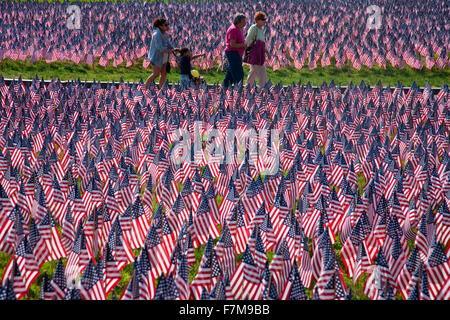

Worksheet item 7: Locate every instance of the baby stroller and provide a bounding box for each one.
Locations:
[190,69,205,86]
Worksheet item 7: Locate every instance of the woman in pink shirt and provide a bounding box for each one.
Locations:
[222,13,247,88]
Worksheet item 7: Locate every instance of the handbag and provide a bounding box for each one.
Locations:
[166,53,170,73]
[165,49,173,73]
[243,40,255,63]
[243,28,257,63]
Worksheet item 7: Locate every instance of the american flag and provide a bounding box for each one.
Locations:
[1,255,24,299]
[50,259,67,300]
[121,259,145,300]
[145,224,170,279]
[39,273,55,300]
[174,250,190,300]
[215,223,236,278]
[137,244,157,300]
[426,242,450,299]
[191,236,222,299]
[12,237,40,293]
[241,244,261,285]
[102,243,122,296]
[281,259,308,300]
[79,258,106,300]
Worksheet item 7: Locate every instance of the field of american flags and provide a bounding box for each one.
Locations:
[0,0,449,87]
[1,0,450,302]
[0,74,449,300]
[0,0,448,71]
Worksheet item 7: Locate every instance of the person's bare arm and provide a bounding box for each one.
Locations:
[230,39,247,49]
[191,53,206,60]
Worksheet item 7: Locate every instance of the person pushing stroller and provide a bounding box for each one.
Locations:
[175,47,206,88]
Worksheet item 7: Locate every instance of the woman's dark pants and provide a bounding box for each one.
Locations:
[223,50,244,87]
